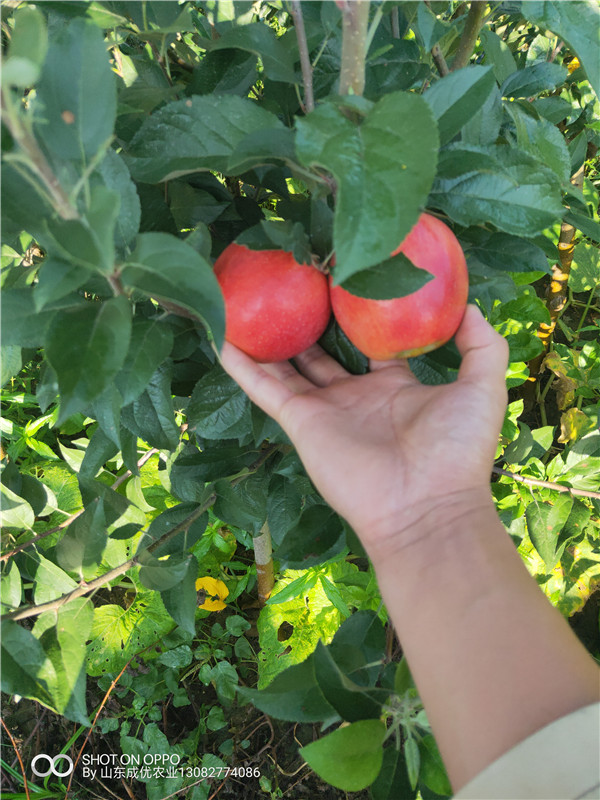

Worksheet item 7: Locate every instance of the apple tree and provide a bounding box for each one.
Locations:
[1,2,599,798]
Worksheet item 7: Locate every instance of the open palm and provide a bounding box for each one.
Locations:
[220,305,509,554]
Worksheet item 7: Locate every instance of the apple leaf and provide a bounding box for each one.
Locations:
[33,17,116,163]
[300,719,386,792]
[46,295,132,422]
[431,144,564,235]
[501,62,568,98]
[525,494,574,570]
[339,252,433,300]
[120,232,225,348]
[521,1,600,98]
[296,92,439,283]
[200,22,298,84]
[423,65,496,145]
[126,95,289,183]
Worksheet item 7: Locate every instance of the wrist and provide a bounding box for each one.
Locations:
[360,486,499,571]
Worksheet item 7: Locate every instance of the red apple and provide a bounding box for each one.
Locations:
[329,213,468,360]
[214,243,331,363]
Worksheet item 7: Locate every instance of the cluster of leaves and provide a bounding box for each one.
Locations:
[1,1,600,798]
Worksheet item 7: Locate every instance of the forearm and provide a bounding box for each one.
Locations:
[365,493,600,792]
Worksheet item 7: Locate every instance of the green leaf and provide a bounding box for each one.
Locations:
[371,747,415,800]
[56,496,108,580]
[266,474,303,545]
[464,232,550,274]
[296,93,439,282]
[0,289,65,348]
[93,149,141,254]
[34,258,91,310]
[300,719,386,792]
[365,40,428,99]
[32,598,93,724]
[415,2,451,51]
[188,368,252,440]
[236,220,312,266]
[432,144,564,235]
[394,657,416,695]
[126,95,287,182]
[46,296,132,422]
[3,6,47,87]
[525,494,574,570]
[419,734,452,797]
[501,61,568,98]
[275,505,346,569]
[339,251,433,300]
[405,736,420,790]
[79,426,119,480]
[121,363,180,451]
[203,22,297,83]
[564,210,600,244]
[138,552,193,592]
[1,620,57,709]
[1,560,22,615]
[214,471,269,535]
[115,320,174,406]
[569,242,600,292]
[0,483,34,530]
[169,443,255,498]
[1,345,21,387]
[461,83,503,147]
[313,640,382,722]
[27,552,78,604]
[523,1,600,98]
[121,233,224,347]
[189,47,257,97]
[238,655,339,723]
[424,66,496,145]
[33,17,116,162]
[139,503,208,557]
[506,104,571,185]
[86,592,174,676]
[480,28,517,85]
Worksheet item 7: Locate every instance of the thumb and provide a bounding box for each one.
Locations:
[456,304,509,389]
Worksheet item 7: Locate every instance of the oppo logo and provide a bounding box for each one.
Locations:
[31,754,74,777]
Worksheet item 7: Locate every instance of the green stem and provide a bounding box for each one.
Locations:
[339,0,370,96]
[574,287,596,339]
[1,87,78,220]
[290,0,314,112]
[451,0,486,71]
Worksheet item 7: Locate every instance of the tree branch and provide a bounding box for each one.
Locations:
[1,87,78,220]
[339,0,371,96]
[431,43,450,76]
[1,445,281,622]
[492,466,600,501]
[290,0,314,113]
[0,449,159,563]
[1,500,214,623]
[451,0,486,71]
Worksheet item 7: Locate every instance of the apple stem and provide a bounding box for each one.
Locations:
[451,0,487,71]
[254,521,274,606]
[290,0,314,113]
[339,0,370,96]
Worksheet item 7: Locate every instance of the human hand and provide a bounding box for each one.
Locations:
[220,305,509,560]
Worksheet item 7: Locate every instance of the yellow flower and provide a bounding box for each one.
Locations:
[195,577,229,612]
[567,57,580,74]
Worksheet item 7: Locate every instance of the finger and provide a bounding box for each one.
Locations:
[369,356,419,383]
[219,342,296,421]
[456,305,509,388]
[261,359,316,393]
[292,344,350,386]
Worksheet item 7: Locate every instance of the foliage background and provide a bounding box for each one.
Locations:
[1,1,599,799]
